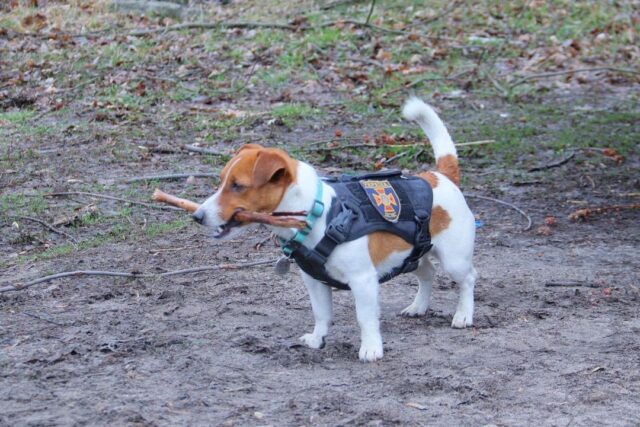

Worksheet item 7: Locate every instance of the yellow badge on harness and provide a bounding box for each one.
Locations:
[360,180,401,223]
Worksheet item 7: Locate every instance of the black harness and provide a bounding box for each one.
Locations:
[282,170,433,290]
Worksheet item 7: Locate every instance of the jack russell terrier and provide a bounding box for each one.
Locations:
[192,97,477,362]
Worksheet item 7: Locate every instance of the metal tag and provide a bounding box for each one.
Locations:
[274,256,291,275]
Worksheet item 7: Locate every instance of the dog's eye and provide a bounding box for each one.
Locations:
[230,182,246,192]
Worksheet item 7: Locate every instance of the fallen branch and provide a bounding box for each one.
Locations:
[152,189,308,229]
[510,67,640,89]
[43,191,181,211]
[365,0,376,25]
[379,69,473,98]
[528,150,576,172]
[124,173,219,183]
[21,311,67,326]
[124,21,299,37]
[465,194,532,231]
[0,259,277,294]
[568,204,640,221]
[545,281,600,288]
[152,189,199,213]
[11,215,77,244]
[304,139,496,152]
[184,144,227,156]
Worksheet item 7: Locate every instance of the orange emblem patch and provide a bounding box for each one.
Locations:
[360,179,401,222]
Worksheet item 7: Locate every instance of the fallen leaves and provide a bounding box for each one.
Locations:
[21,13,47,31]
[569,205,640,221]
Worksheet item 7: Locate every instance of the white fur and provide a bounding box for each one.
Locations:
[199,99,477,362]
[402,97,457,160]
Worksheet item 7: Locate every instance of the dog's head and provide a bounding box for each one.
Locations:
[192,144,297,238]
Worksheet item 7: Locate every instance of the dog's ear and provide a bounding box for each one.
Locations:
[236,143,263,154]
[252,150,291,188]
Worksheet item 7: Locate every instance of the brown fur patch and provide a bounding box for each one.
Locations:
[436,154,460,186]
[217,147,298,221]
[418,171,438,188]
[429,205,451,236]
[368,232,413,266]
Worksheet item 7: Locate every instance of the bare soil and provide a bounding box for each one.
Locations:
[1,1,639,424]
[2,135,640,426]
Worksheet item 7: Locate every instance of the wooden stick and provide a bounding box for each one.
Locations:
[528,151,575,172]
[545,281,600,288]
[152,189,308,229]
[44,191,181,211]
[12,215,78,244]
[233,211,307,229]
[125,173,219,183]
[0,259,278,294]
[152,189,200,213]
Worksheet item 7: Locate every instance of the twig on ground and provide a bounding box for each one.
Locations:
[184,144,227,156]
[124,21,298,37]
[379,69,473,98]
[43,192,181,212]
[0,259,277,294]
[124,173,219,183]
[380,150,412,165]
[568,204,640,221]
[456,139,497,147]
[466,194,532,231]
[528,150,576,172]
[320,0,365,10]
[545,281,600,288]
[11,215,78,244]
[21,311,67,326]
[509,67,640,89]
[303,139,496,152]
[417,0,463,26]
[365,0,376,25]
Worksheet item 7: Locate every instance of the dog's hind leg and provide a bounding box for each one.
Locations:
[299,272,333,349]
[401,258,435,317]
[439,256,476,328]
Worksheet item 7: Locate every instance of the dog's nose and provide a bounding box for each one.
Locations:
[192,209,205,224]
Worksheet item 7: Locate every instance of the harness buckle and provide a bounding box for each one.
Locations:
[325,206,355,244]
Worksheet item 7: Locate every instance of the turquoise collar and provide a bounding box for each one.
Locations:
[281,179,324,257]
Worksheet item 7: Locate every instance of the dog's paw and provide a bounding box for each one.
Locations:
[451,311,473,328]
[400,303,427,317]
[358,341,383,362]
[299,333,325,349]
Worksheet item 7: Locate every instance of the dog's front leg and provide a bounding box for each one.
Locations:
[299,272,333,349]
[350,274,383,362]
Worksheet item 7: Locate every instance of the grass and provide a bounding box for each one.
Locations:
[1,0,637,270]
[271,103,318,127]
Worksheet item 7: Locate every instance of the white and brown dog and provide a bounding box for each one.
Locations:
[192,98,477,362]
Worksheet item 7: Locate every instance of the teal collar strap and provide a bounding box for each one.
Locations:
[281,179,324,257]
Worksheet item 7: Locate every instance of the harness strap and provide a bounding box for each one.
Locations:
[281,179,324,257]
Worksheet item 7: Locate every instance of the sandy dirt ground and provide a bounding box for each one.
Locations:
[2,157,639,426]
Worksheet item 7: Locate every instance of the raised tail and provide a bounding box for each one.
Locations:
[402,97,460,186]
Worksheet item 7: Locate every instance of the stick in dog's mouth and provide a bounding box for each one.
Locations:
[152,188,308,231]
[212,212,243,239]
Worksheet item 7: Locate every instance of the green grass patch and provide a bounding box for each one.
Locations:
[144,217,190,238]
[271,103,318,126]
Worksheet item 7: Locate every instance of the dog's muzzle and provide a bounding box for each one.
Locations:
[192,209,205,224]
[192,208,241,238]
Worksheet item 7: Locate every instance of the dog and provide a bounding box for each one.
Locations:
[192,97,477,362]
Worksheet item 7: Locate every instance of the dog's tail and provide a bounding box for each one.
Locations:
[402,97,460,186]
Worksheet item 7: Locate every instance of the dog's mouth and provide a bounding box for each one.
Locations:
[212,209,245,238]
[212,219,241,238]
